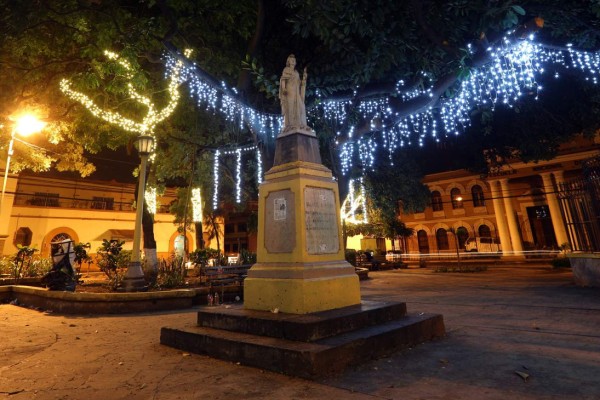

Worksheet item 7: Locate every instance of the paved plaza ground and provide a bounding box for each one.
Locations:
[1,263,599,399]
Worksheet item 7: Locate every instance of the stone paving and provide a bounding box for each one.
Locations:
[1,263,599,399]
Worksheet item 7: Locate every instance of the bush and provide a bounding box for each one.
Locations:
[551,257,571,269]
[345,249,357,266]
[156,256,186,288]
[237,249,256,265]
[96,240,130,289]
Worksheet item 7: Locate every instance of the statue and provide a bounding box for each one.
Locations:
[279,54,314,137]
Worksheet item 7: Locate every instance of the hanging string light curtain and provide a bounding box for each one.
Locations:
[165,37,600,174]
[212,145,263,209]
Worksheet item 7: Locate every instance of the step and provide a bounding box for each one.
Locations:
[161,312,444,379]
[196,300,407,341]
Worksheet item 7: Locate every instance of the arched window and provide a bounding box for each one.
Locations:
[456,226,469,249]
[471,185,485,207]
[417,230,429,253]
[431,191,443,211]
[51,233,73,243]
[451,188,463,209]
[436,228,449,250]
[478,225,492,238]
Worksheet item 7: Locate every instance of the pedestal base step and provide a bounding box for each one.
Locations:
[196,300,407,341]
[161,301,445,378]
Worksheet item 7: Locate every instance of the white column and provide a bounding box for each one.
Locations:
[542,172,569,248]
[488,180,512,252]
[499,178,523,253]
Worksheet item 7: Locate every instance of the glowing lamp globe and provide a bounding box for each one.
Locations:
[135,135,154,155]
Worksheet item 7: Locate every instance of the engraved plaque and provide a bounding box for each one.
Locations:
[264,190,295,253]
[304,187,339,254]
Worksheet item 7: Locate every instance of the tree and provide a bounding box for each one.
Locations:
[2,0,600,215]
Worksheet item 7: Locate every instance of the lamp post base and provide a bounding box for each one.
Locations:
[121,261,148,292]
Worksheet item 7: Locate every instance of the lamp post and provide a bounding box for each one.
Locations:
[122,135,154,292]
[1,114,46,212]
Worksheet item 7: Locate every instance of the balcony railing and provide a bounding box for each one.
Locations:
[12,193,172,213]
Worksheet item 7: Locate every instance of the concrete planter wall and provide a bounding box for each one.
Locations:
[568,253,600,287]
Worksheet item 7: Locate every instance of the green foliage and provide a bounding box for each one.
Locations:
[12,246,39,281]
[0,253,52,280]
[189,248,221,267]
[345,249,358,267]
[237,249,256,265]
[156,256,186,288]
[73,242,92,271]
[96,239,129,289]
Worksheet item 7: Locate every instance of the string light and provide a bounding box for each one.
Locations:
[212,149,220,210]
[144,187,157,214]
[61,49,188,142]
[340,178,368,224]
[213,145,262,207]
[166,38,600,175]
[191,188,203,222]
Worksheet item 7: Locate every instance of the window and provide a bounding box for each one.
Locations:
[471,185,485,207]
[32,192,59,207]
[417,230,429,253]
[431,191,443,211]
[450,188,463,209]
[51,233,73,243]
[478,225,492,238]
[14,227,32,247]
[225,223,235,234]
[237,222,247,233]
[91,196,114,210]
[436,228,449,250]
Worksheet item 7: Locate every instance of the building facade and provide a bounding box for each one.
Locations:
[0,171,222,263]
[401,136,599,255]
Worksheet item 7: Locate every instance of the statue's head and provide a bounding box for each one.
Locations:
[286,54,296,68]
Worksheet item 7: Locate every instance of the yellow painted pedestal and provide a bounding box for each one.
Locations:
[244,161,361,314]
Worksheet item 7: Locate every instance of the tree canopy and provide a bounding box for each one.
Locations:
[2,0,600,213]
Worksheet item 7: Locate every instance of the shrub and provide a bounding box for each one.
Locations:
[96,240,130,289]
[345,249,357,266]
[237,249,256,265]
[156,256,186,288]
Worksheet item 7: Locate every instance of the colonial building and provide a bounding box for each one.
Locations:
[0,171,222,262]
[400,135,599,255]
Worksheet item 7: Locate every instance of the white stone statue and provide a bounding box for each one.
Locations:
[279,54,314,137]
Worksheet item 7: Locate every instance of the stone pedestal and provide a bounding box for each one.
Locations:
[244,157,361,314]
[243,130,360,314]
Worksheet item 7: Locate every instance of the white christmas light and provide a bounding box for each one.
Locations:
[61,49,188,143]
[191,188,203,222]
[144,187,157,214]
[340,178,368,224]
[165,38,600,175]
[212,145,263,208]
[212,149,220,210]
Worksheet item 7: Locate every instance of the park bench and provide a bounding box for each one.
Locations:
[201,265,252,300]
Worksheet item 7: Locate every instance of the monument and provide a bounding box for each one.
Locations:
[161,55,444,378]
[243,54,361,313]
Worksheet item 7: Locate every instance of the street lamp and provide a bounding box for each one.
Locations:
[122,135,154,292]
[1,114,46,210]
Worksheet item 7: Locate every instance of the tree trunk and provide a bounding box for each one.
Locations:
[195,221,204,249]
